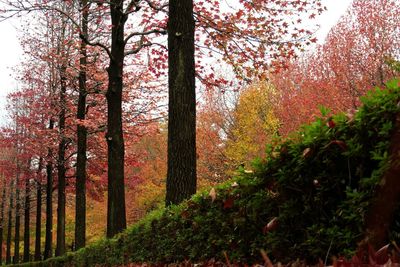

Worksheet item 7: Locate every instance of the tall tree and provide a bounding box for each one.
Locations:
[0,176,6,265]
[75,0,89,249]
[34,159,43,261]
[6,180,14,265]
[14,131,21,265]
[23,164,31,262]
[44,120,54,259]
[165,0,196,205]
[104,0,127,237]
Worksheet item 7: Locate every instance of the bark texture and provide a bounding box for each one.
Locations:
[56,66,67,256]
[44,119,54,260]
[6,180,14,264]
[14,171,21,264]
[106,0,127,238]
[166,0,197,205]
[35,181,42,261]
[0,178,6,265]
[23,177,30,262]
[75,0,88,249]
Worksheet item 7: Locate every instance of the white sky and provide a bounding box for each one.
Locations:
[0,16,22,125]
[0,0,353,126]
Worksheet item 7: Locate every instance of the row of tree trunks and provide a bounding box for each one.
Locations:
[0,159,48,263]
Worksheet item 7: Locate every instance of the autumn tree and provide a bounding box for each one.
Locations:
[0,0,325,239]
[273,0,400,135]
[165,0,196,205]
[224,81,279,171]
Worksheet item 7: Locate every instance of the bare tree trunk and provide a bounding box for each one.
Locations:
[23,174,31,262]
[106,0,127,238]
[0,176,7,265]
[6,180,14,264]
[56,66,67,256]
[34,158,43,261]
[14,170,21,264]
[44,119,54,260]
[166,0,197,205]
[34,181,42,261]
[75,0,88,249]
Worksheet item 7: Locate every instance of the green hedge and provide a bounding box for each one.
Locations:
[11,79,400,266]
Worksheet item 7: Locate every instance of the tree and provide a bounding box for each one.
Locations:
[165,0,196,205]
[23,160,31,262]
[75,0,89,250]
[225,81,279,170]
[0,0,324,239]
[5,179,14,265]
[0,176,6,265]
[272,0,400,135]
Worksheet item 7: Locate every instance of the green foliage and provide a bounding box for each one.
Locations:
[11,79,400,266]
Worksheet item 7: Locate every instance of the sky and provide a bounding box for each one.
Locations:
[0,15,22,125]
[0,0,353,126]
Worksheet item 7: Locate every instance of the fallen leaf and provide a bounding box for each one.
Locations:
[209,188,217,202]
[263,217,278,233]
[302,147,312,158]
[375,244,389,265]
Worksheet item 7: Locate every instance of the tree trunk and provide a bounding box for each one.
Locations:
[166,0,197,205]
[56,66,67,256]
[106,0,127,238]
[44,119,54,260]
[34,158,43,261]
[0,177,6,265]
[363,113,400,249]
[75,0,88,249]
[23,176,31,262]
[34,181,42,261]
[14,171,21,264]
[6,180,14,265]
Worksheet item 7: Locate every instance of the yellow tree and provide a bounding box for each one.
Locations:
[225,81,280,171]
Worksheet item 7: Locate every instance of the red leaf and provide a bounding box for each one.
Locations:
[223,197,234,209]
[327,119,336,128]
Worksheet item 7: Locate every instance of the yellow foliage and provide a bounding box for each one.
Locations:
[224,81,279,170]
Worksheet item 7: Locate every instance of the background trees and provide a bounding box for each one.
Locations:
[0,0,333,263]
[273,0,400,135]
